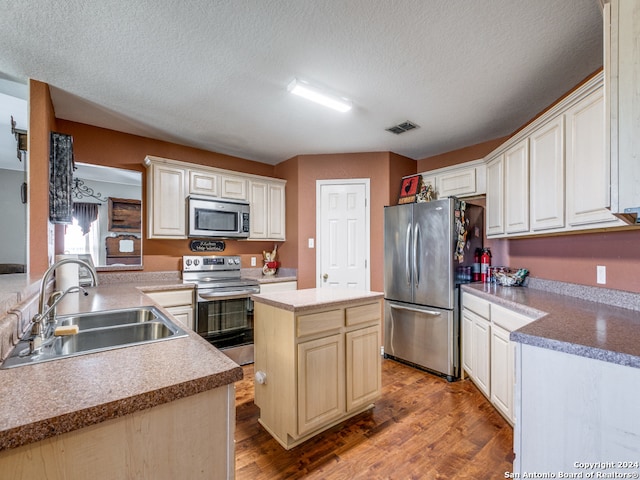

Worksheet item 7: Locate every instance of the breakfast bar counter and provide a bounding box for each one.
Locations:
[0,280,241,479]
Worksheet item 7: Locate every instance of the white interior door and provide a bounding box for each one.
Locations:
[316,180,369,290]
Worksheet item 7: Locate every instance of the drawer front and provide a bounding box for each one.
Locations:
[146,289,193,308]
[297,309,343,338]
[462,292,490,319]
[345,302,381,327]
[491,303,536,332]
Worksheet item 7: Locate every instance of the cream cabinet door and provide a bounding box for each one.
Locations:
[345,325,381,412]
[220,174,248,201]
[167,305,194,330]
[486,155,505,236]
[504,139,530,234]
[566,87,620,227]
[530,117,565,231]
[147,163,187,238]
[471,314,491,398]
[490,323,513,423]
[461,309,474,378]
[437,166,478,198]
[297,334,345,436]
[249,181,268,238]
[606,0,640,217]
[189,169,219,196]
[249,180,286,240]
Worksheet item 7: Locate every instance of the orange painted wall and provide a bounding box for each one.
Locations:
[54,120,284,271]
[416,137,509,172]
[28,80,57,275]
[279,152,410,291]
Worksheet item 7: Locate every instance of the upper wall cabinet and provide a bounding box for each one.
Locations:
[146,160,187,239]
[144,155,286,240]
[419,159,486,199]
[485,72,625,239]
[249,179,286,241]
[605,0,640,223]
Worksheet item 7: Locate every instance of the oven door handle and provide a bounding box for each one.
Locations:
[198,289,258,301]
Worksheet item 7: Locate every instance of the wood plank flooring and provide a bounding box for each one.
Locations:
[235,359,514,479]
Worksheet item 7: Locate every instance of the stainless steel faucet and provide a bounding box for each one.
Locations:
[36,258,98,317]
[30,258,98,348]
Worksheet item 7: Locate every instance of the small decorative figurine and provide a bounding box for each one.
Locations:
[262,244,279,276]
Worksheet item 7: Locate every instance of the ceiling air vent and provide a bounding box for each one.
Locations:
[386,121,419,135]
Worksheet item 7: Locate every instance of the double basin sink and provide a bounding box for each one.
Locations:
[1,306,189,369]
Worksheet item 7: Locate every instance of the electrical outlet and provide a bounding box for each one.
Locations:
[380,346,384,357]
[597,265,606,285]
[308,238,315,248]
[250,257,256,267]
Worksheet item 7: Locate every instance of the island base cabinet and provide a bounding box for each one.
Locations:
[514,344,640,474]
[254,299,382,450]
[0,385,236,480]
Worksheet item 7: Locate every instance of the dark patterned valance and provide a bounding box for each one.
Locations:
[73,202,100,235]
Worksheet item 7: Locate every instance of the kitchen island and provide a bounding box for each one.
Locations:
[461,281,640,476]
[0,280,242,480]
[252,288,383,449]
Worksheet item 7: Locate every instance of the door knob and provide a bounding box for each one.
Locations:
[322,273,328,281]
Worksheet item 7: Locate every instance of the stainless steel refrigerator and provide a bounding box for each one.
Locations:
[383,197,483,380]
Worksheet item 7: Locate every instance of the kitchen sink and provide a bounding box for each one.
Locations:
[57,307,160,331]
[1,306,188,369]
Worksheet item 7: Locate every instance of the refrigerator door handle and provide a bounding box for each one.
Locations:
[413,223,421,286]
[390,303,442,317]
[405,223,412,285]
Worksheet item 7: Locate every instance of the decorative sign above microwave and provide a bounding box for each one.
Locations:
[189,240,225,252]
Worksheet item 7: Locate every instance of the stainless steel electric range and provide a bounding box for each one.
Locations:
[182,255,259,365]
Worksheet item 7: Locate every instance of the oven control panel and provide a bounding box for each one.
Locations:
[183,255,241,272]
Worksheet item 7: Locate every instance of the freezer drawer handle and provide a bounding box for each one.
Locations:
[390,304,442,317]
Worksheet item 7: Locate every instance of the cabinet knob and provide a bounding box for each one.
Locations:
[255,371,267,385]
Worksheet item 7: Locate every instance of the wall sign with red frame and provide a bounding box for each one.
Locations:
[397,175,422,204]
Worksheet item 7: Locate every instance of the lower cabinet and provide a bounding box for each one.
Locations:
[254,299,381,449]
[462,292,535,425]
[258,281,297,294]
[144,288,195,330]
[462,295,491,398]
[0,385,236,480]
[490,322,513,420]
[514,344,640,474]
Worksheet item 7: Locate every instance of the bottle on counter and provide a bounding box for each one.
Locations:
[480,248,492,283]
[473,248,481,282]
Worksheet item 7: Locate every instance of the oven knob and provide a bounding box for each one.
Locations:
[185,259,192,266]
[227,258,233,265]
[193,259,200,266]
[234,258,240,265]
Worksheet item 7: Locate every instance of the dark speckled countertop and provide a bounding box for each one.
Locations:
[0,279,242,452]
[462,282,640,369]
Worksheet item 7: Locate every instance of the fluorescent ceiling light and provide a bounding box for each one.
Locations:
[287,78,352,113]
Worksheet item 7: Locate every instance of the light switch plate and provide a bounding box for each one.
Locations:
[308,238,314,248]
[251,257,256,267]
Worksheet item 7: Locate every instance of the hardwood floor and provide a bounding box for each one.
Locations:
[235,359,514,479]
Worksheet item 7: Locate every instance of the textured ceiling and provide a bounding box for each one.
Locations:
[0,0,604,166]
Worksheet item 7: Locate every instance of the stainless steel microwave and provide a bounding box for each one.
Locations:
[188,196,250,238]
